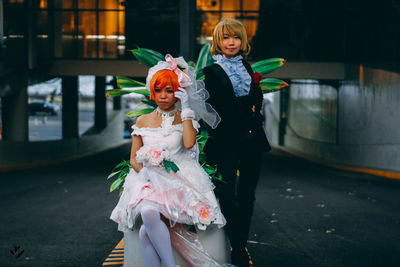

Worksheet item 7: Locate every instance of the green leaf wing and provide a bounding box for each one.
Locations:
[196,44,214,79]
[126,108,155,119]
[117,76,145,88]
[260,78,289,93]
[106,88,150,98]
[141,98,157,108]
[131,48,164,68]
[251,58,286,76]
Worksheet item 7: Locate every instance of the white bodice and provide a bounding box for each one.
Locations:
[131,116,200,160]
[130,115,214,194]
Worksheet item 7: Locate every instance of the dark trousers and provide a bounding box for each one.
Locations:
[215,148,263,250]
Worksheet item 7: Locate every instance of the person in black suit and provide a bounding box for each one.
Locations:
[203,18,271,267]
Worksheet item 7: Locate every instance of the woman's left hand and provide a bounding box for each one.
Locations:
[175,87,190,109]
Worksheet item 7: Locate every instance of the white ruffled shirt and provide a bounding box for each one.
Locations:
[213,54,252,97]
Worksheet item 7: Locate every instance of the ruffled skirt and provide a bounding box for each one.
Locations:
[110,163,226,232]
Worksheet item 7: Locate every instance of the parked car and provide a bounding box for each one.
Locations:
[28,101,59,116]
[124,117,136,139]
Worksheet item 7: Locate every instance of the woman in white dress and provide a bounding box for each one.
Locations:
[110,55,227,267]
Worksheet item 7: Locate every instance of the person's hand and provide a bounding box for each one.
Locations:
[251,105,255,113]
[175,87,190,109]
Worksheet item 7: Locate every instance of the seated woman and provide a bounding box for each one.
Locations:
[110,55,227,267]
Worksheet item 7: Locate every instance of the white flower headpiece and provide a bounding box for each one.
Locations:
[145,54,221,129]
[145,54,192,91]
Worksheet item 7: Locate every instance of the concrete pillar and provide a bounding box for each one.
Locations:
[27,0,37,70]
[62,76,79,139]
[0,0,4,51]
[95,76,107,129]
[113,96,121,111]
[279,87,289,146]
[179,0,196,61]
[1,84,28,141]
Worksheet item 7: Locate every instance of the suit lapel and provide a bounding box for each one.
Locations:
[212,64,236,99]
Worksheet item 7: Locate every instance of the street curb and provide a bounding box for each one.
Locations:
[274,146,400,180]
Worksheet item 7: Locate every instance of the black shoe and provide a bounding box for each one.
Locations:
[231,247,251,267]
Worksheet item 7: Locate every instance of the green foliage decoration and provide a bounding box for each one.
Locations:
[106,45,288,194]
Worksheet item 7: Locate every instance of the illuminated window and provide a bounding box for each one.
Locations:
[39,0,125,59]
[196,0,259,48]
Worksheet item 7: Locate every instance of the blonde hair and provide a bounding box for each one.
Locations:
[210,18,251,57]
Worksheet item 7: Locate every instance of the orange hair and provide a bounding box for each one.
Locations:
[149,69,180,100]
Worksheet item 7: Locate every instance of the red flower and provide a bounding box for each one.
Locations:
[251,72,263,85]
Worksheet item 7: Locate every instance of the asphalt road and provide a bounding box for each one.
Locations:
[1,145,400,266]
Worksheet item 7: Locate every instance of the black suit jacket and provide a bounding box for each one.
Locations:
[203,60,271,162]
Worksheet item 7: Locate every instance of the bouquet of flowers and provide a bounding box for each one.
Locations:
[136,144,179,173]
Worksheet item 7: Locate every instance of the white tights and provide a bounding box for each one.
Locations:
[138,206,176,267]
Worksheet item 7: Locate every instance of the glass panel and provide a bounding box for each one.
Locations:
[99,11,117,58]
[8,0,25,3]
[288,80,337,143]
[222,0,240,10]
[99,0,119,9]
[218,12,258,41]
[117,11,126,57]
[197,0,220,11]
[78,0,96,9]
[197,12,222,45]
[53,0,74,9]
[125,4,180,56]
[243,0,259,10]
[36,11,48,34]
[3,3,26,65]
[35,0,48,8]
[62,0,73,9]
[118,11,125,34]
[196,11,258,50]
[78,11,97,58]
[219,11,240,19]
[36,11,50,62]
[54,11,76,57]
[239,12,258,41]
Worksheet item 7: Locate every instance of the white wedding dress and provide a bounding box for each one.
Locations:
[110,115,229,266]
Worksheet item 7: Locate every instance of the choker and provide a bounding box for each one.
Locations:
[156,106,178,119]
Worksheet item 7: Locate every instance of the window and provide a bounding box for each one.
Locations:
[196,0,260,53]
[37,0,125,59]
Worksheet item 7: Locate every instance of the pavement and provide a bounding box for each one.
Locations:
[1,144,400,266]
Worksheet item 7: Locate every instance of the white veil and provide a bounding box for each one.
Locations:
[146,55,221,129]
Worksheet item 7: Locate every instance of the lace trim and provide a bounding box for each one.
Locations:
[131,120,200,137]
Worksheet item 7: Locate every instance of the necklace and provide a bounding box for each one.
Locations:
[156,106,178,119]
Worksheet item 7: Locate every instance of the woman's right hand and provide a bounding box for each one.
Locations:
[175,87,190,109]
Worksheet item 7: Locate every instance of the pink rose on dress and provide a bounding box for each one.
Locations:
[136,144,170,167]
[197,205,211,224]
[151,149,162,159]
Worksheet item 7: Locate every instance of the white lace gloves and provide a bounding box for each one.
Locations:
[175,88,195,121]
[175,87,190,109]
